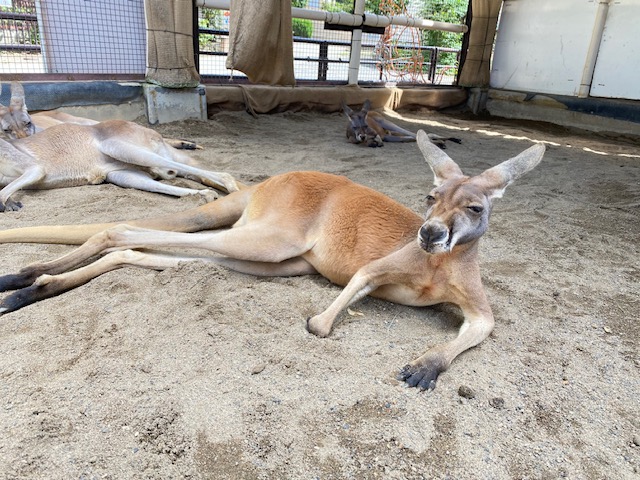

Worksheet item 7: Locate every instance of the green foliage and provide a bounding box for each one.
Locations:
[293,18,313,38]
[198,8,223,51]
[421,0,467,65]
[292,0,313,37]
[321,0,381,15]
[0,0,39,46]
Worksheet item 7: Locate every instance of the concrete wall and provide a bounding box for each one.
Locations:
[483,0,640,136]
[491,0,640,101]
[0,81,207,124]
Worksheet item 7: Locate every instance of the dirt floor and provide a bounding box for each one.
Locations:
[0,108,638,479]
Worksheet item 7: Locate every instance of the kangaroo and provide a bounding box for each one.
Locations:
[0,119,240,212]
[0,131,544,390]
[0,82,201,149]
[343,99,462,148]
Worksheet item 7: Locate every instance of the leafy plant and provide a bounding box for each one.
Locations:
[293,19,313,38]
[198,8,223,51]
[292,0,313,37]
[321,0,382,14]
[421,0,467,66]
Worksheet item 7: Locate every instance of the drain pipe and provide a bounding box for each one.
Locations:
[347,0,366,85]
[578,0,611,98]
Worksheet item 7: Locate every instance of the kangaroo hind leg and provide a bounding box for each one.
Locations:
[0,250,207,314]
[97,139,239,193]
[375,117,417,141]
[106,169,218,201]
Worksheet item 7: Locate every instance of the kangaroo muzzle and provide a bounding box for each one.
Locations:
[418,221,450,253]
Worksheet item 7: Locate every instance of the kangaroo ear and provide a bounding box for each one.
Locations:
[417,130,464,186]
[9,82,26,112]
[362,99,371,112]
[477,143,545,199]
[342,102,354,118]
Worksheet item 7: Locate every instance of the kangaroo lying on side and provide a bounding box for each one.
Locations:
[0,83,240,212]
[0,131,544,390]
[0,81,201,150]
[343,99,462,148]
[0,119,240,212]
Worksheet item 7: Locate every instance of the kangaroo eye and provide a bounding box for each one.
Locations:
[467,205,484,214]
[25,122,32,127]
[426,194,436,202]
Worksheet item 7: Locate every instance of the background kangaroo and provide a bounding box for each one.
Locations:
[343,99,462,148]
[0,82,201,150]
[0,131,544,390]
[0,83,239,212]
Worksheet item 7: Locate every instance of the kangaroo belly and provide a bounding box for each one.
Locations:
[37,168,109,189]
[370,283,441,307]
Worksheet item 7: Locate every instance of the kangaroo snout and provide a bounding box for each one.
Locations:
[418,222,449,253]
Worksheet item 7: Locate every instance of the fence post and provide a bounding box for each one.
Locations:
[347,0,365,84]
[318,42,328,81]
[144,0,200,88]
[429,48,438,83]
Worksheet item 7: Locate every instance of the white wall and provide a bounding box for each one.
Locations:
[36,0,146,74]
[490,0,640,101]
[590,1,640,99]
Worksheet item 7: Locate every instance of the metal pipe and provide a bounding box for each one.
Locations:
[195,0,468,34]
[347,0,366,85]
[578,0,611,98]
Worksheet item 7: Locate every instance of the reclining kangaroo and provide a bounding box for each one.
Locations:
[0,122,239,212]
[343,99,462,149]
[0,83,239,212]
[0,82,201,150]
[0,131,544,390]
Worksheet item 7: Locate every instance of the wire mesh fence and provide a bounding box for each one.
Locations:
[198,0,468,85]
[0,0,467,84]
[0,0,145,79]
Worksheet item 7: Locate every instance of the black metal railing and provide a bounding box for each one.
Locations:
[198,28,460,84]
[0,10,40,52]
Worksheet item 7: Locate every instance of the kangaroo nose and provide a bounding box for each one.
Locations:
[419,224,448,246]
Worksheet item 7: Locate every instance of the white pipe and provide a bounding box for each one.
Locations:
[348,0,366,85]
[578,0,611,98]
[196,0,468,34]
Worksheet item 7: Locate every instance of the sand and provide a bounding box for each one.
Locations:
[0,109,638,479]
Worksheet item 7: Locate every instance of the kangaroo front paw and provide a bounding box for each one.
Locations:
[397,359,446,391]
[0,199,23,212]
[197,190,219,203]
[305,315,332,338]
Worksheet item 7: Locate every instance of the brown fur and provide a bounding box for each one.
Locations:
[0,88,240,212]
[0,131,545,390]
[1,82,201,151]
[342,99,461,148]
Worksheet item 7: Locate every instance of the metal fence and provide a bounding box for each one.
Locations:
[0,0,466,85]
[0,0,145,80]
[198,1,466,85]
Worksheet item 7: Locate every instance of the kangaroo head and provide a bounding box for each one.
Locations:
[342,99,372,142]
[0,82,35,139]
[416,130,545,254]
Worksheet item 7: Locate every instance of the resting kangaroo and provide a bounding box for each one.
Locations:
[343,99,462,149]
[0,81,201,150]
[0,121,239,212]
[0,131,545,390]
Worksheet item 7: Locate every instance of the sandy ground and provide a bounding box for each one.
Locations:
[0,109,638,479]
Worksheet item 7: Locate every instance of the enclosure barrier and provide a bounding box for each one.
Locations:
[196,0,467,84]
